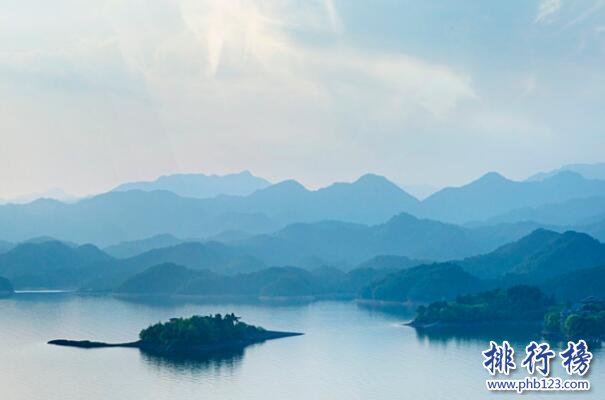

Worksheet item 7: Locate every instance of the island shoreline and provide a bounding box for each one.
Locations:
[48,330,303,356]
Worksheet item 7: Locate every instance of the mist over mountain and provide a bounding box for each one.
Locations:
[229,174,419,224]
[482,196,605,227]
[413,171,605,224]
[0,174,418,245]
[0,188,78,205]
[233,213,542,266]
[0,239,266,290]
[0,190,280,246]
[542,265,605,301]
[0,240,13,255]
[0,241,116,288]
[1,167,604,252]
[103,234,184,258]
[576,216,605,242]
[400,184,439,200]
[114,263,394,299]
[356,255,426,270]
[113,171,271,199]
[0,215,543,290]
[527,162,605,182]
[4,221,605,308]
[119,241,263,275]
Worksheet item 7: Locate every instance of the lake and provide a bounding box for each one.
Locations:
[0,292,602,399]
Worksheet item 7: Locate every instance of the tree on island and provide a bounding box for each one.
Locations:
[139,313,266,346]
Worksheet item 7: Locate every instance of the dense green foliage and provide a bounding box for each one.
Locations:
[545,299,605,339]
[360,262,484,303]
[356,255,425,270]
[412,285,553,325]
[139,314,265,345]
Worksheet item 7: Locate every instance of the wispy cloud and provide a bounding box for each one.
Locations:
[323,0,343,34]
[535,0,561,24]
[563,0,605,29]
[1,0,601,196]
[104,0,476,118]
[0,0,480,196]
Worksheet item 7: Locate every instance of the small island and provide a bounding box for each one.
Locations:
[49,313,302,357]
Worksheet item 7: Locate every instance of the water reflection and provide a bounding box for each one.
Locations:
[114,293,321,311]
[139,347,245,374]
[355,302,416,320]
[413,323,541,344]
[410,323,603,352]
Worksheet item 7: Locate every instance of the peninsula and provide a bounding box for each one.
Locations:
[407,285,553,329]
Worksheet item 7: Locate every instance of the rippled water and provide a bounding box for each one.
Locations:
[0,293,602,400]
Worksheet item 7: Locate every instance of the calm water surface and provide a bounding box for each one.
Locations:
[0,293,602,400]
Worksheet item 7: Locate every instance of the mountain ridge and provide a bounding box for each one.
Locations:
[113,170,271,199]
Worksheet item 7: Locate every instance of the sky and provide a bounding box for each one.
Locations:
[0,0,604,199]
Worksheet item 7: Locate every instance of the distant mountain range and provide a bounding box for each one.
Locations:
[0,188,78,205]
[0,191,280,246]
[482,196,605,227]
[226,213,547,267]
[527,162,605,181]
[103,233,184,258]
[0,174,417,245]
[2,163,605,305]
[412,171,605,224]
[1,166,604,247]
[112,170,271,199]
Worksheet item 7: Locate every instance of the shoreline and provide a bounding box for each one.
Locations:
[48,330,303,356]
[406,319,544,330]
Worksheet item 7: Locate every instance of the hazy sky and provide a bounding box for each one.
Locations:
[1,0,604,198]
